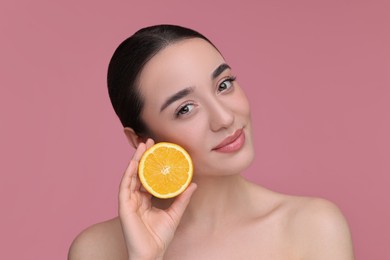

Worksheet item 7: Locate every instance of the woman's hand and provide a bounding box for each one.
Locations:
[118,138,197,260]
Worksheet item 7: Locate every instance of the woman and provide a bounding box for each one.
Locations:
[69,24,354,259]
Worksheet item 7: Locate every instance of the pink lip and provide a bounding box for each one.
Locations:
[212,128,245,153]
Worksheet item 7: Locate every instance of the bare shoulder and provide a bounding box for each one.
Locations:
[68,217,127,260]
[284,195,355,259]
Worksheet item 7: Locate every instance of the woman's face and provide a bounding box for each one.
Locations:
[137,38,254,177]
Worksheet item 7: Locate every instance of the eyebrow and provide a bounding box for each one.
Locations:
[159,63,231,112]
[212,63,231,79]
[160,87,194,112]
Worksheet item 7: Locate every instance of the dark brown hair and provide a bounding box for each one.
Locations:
[107,24,216,135]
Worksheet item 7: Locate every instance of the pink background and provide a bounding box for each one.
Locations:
[1,0,389,259]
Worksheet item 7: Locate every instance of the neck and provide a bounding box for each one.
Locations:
[154,174,253,230]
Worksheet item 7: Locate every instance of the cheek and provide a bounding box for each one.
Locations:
[146,117,206,151]
[165,123,205,149]
[234,88,251,117]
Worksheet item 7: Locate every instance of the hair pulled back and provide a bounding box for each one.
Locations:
[107,24,215,135]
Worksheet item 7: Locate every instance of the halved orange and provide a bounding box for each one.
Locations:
[138,142,193,199]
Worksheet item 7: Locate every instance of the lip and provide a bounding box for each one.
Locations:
[212,128,245,153]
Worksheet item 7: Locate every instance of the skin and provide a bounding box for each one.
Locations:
[68,38,354,259]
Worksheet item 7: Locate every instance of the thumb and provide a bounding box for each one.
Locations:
[166,183,197,224]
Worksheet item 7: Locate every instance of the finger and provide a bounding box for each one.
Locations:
[129,160,140,193]
[132,142,147,162]
[166,183,197,223]
[145,138,155,150]
[125,142,147,193]
[133,173,142,192]
[132,139,154,192]
[119,143,147,201]
[119,160,138,202]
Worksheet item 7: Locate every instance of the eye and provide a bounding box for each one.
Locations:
[175,103,195,118]
[218,76,236,93]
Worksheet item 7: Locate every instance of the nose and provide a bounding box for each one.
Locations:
[208,99,234,132]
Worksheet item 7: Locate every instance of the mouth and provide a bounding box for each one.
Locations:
[212,128,245,153]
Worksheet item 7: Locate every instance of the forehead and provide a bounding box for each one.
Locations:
[138,38,225,108]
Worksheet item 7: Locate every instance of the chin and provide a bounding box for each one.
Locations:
[228,144,255,174]
[231,133,255,174]
[198,141,255,177]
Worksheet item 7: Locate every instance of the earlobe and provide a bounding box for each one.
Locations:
[123,127,146,148]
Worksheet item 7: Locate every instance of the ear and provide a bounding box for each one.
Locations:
[123,127,146,149]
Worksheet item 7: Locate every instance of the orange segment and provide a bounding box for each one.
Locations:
[138,142,193,199]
